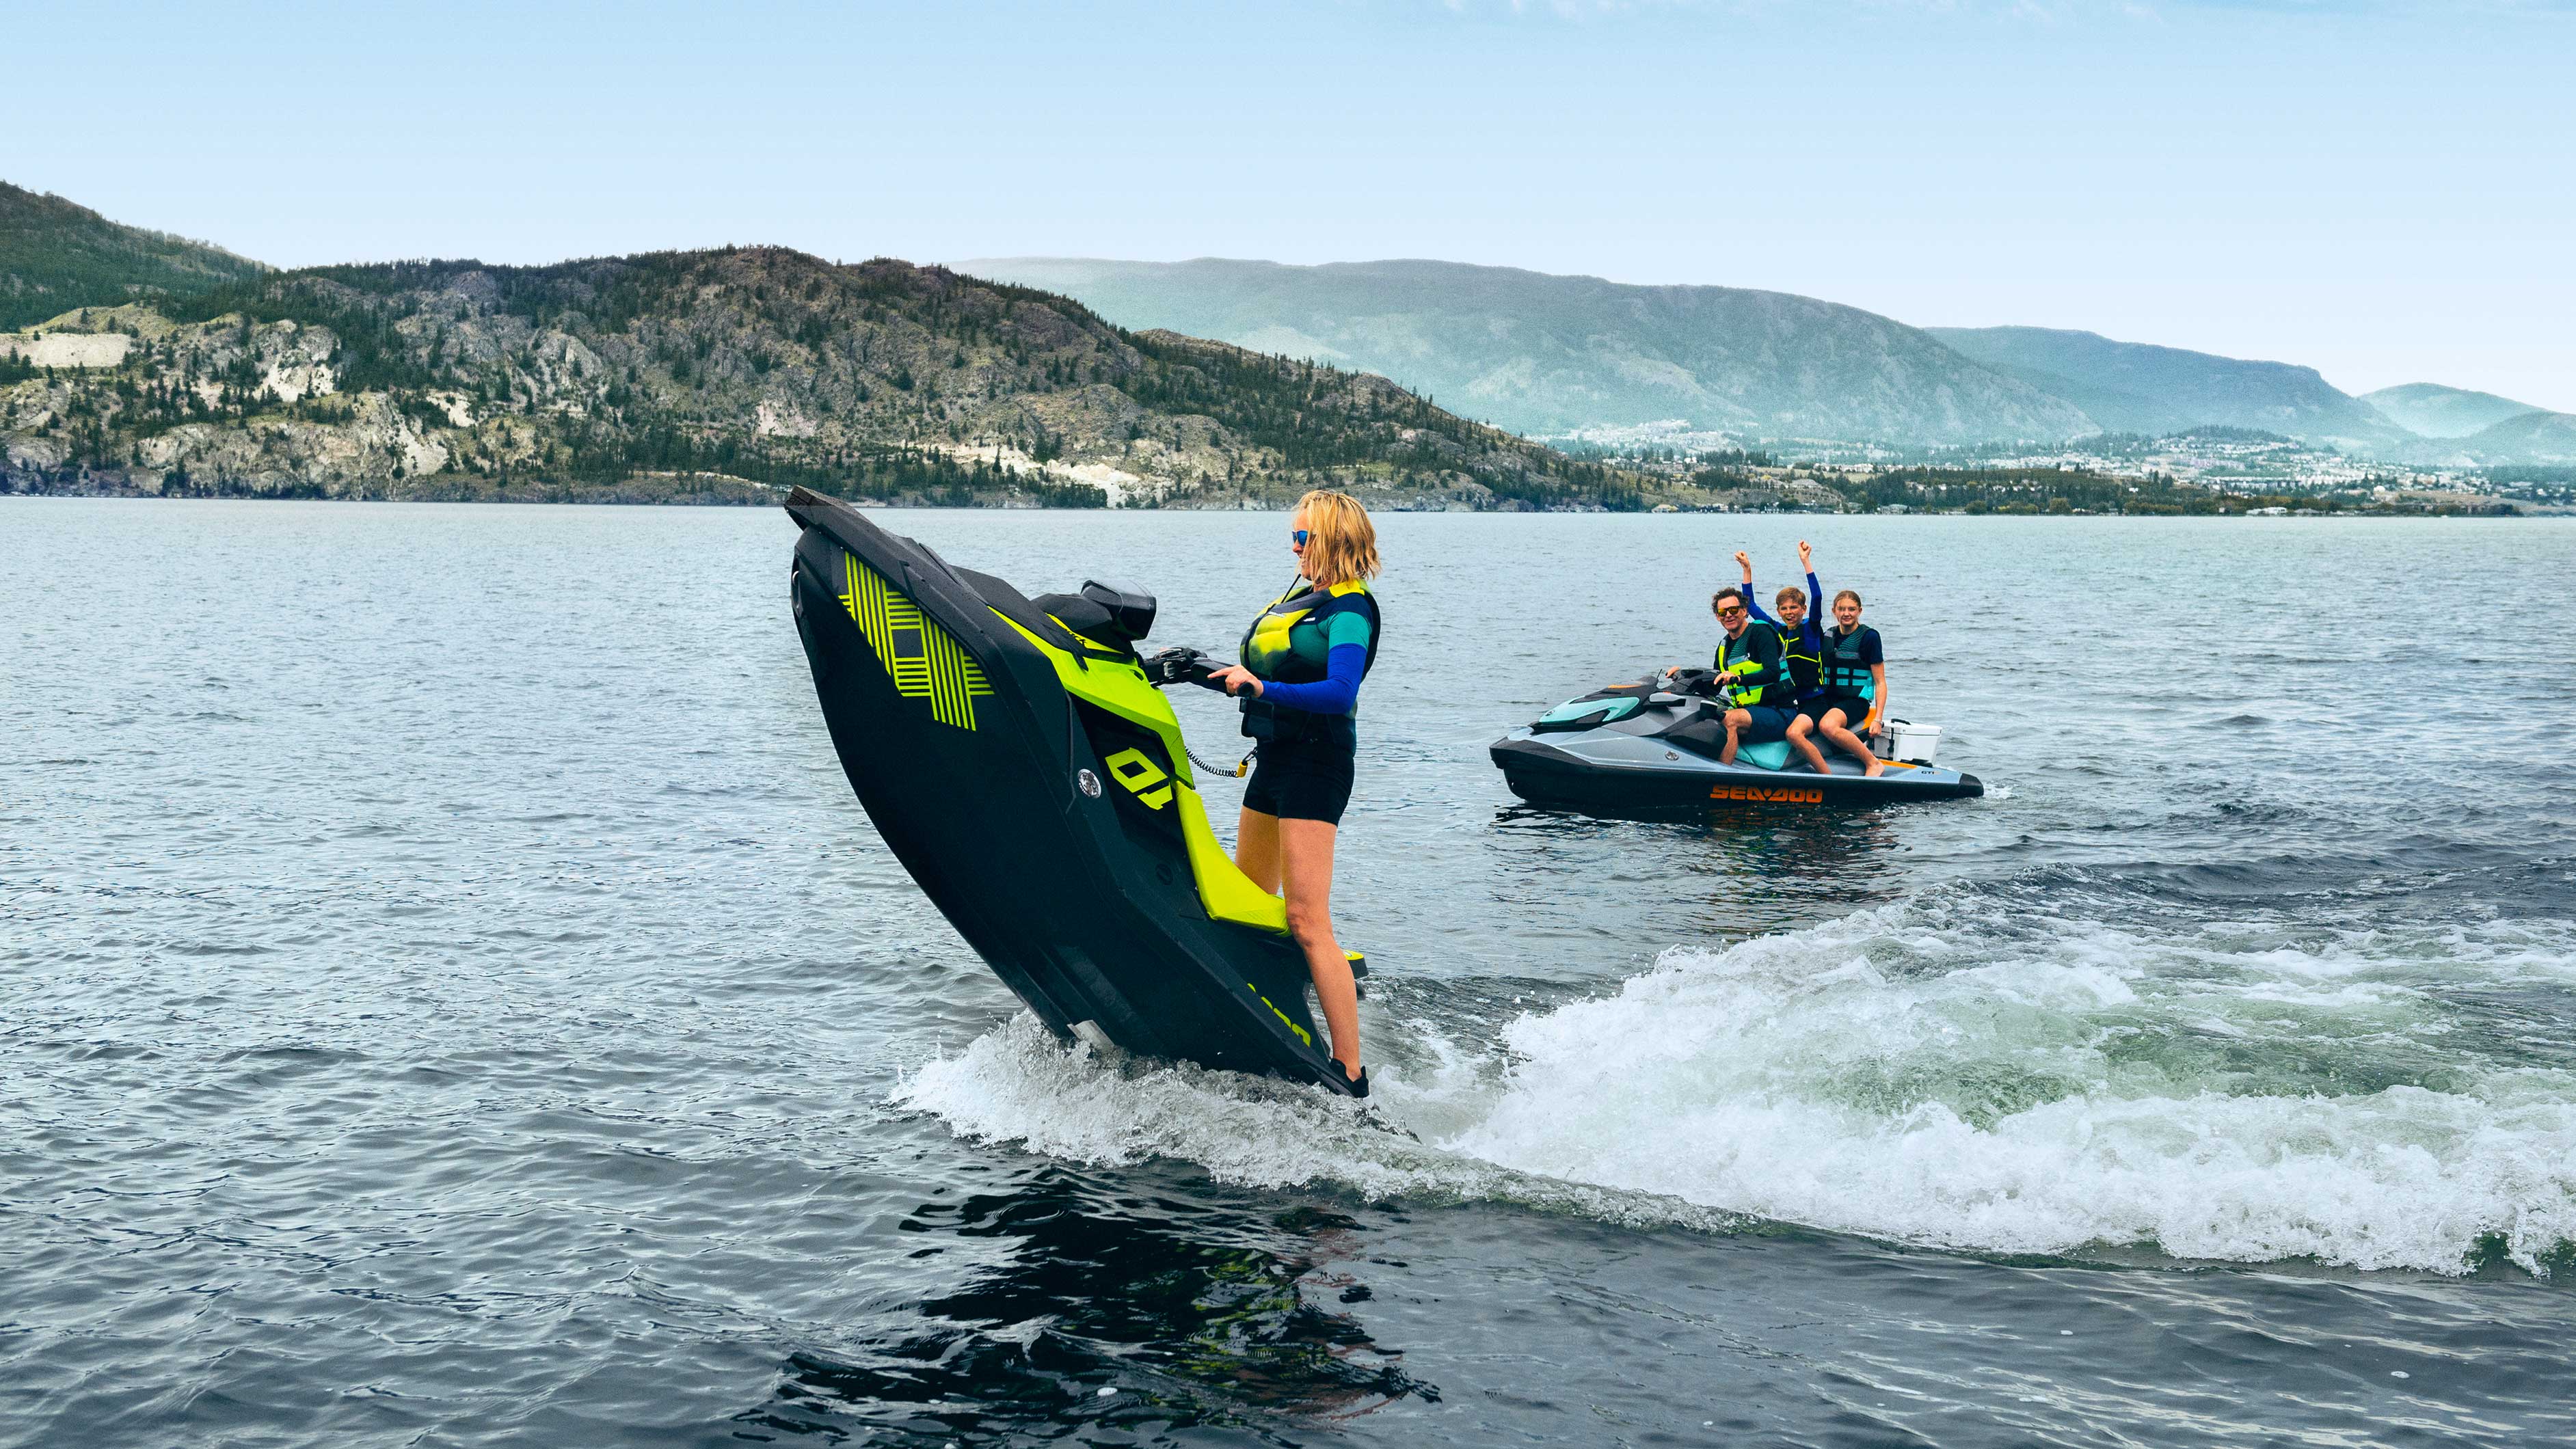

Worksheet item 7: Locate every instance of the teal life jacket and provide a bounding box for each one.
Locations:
[1237,576,1379,747]
[1823,624,1880,703]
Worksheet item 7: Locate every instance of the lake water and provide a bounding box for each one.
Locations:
[5,498,2575,1447]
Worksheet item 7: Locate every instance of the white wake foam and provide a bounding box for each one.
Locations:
[894,1015,1745,1232]
[895,902,2576,1274]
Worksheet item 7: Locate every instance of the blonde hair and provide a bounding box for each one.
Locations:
[1295,490,1380,586]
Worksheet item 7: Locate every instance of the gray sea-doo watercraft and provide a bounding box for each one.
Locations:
[1491,671,1983,815]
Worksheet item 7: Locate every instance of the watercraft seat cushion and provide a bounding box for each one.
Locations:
[954,567,1084,654]
[1739,740,1793,771]
[1077,580,1157,642]
[1032,591,1141,651]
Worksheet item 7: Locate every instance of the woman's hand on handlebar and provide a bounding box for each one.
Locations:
[1206,664,1263,697]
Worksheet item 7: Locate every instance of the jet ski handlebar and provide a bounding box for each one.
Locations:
[1144,646,1235,692]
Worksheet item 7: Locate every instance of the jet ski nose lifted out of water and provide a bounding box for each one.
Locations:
[1491,671,1983,815]
[782,489,1367,1094]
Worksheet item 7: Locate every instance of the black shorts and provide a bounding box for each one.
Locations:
[1243,743,1355,826]
[1802,699,1870,730]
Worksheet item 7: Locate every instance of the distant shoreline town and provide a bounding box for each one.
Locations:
[1557,429,2549,518]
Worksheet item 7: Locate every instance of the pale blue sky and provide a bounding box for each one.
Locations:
[14,1,2573,408]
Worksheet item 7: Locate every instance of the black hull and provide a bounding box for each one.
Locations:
[1491,734,1983,817]
[784,491,1359,1094]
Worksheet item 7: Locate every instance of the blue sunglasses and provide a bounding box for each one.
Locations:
[1291,528,1310,546]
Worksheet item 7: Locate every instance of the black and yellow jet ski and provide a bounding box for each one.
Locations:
[782,489,1367,1095]
[1491,671,1983,815]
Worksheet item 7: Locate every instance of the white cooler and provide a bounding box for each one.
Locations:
[1873,719,1942,766]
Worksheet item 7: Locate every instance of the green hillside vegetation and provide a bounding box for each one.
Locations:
[1,247,1650,509]
[0,181,267,331]
[962,257,2095,446]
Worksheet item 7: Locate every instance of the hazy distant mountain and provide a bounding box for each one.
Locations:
[2361,382,2546,439]
[0,180,267,331]
[961,257,2097,446]
[2442,407,2576,465]
[1925,326,2412,452]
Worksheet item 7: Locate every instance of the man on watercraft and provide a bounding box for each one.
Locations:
[1687,585,1799,765]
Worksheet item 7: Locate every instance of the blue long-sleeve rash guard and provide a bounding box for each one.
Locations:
[1746,571,1827,701]
[1255,642,1367,716]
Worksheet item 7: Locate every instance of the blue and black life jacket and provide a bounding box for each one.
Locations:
[1237,576,1379,748]
[1779,621,1823,701]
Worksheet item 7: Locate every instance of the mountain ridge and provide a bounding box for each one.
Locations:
[2430,407,2576,466]
[1,246,1654,509]
[1922,325,2417,453]
[2361,382,2547,440]
[968,256,2573,462]
[0,181,267,331]
[10,180,2557,479]
[960,256,2099,446]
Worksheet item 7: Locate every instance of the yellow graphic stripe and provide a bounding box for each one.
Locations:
[1103,748,1175,809]
[1246,982,1314,1046]
[837,550,993,731]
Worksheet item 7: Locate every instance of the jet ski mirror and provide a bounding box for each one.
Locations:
[1079,580,1157,644]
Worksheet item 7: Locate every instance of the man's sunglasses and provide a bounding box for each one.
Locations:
[1715,605,1745,619]
[1291,529,1310,546]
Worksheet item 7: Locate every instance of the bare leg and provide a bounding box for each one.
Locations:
[1278,817,1360,1082]
[1786,712,1830,774]
[1721,707,1748,764]
[1820,710,1882,776]
[1235,808,1282,893]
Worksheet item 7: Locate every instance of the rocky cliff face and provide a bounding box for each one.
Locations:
[2,247,1651,509]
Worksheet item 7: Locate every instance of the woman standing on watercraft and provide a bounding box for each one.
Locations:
[1205,491,1381,1090]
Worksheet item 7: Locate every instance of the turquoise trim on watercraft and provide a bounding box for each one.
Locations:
[1540,696,1641,728]
[1738,740,1793,771]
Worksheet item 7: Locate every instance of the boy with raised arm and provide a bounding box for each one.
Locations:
[1739,541,1832,774]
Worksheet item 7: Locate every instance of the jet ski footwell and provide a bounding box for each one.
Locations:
[783,489,1365,1094]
